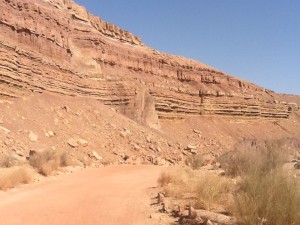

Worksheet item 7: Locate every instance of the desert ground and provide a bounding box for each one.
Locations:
[0,166,162,225]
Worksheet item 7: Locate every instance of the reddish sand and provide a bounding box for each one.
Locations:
[0,166,161,225]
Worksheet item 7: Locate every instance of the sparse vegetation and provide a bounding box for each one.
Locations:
[219,140,288,177]
[220,140,300,225]
[234,168,300,225]
[0,150,75,190]
[158,167,233,208]
[0,166,33,190]
[0,153,20,168]
[195,173,233,210]
[158,140,300,225]
[29,150,73,176]
[185,155,204,170]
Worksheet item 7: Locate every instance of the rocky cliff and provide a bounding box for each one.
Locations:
[0,0,298,128]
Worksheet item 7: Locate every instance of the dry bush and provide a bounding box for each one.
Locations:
[219,140,288,177]
[195,173,233,210]
[59,151,74,167]
[0,153,19,168]
[0,166,33,190]
[228,139,300,225]
[158,167,199,198]
[235,169,300,225]
[185,155,204,170]
[158,167,233,206]
[29,150,73,176]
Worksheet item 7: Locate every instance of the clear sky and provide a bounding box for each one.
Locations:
[74,0,300,95]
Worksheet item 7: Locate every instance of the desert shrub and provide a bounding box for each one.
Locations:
[195,173,233,210]
[157,171,174,187]
[234,168,300,225]
[185,155,204,170]
[29,150,72,176]
[0,153,19,168]
[59,151,74,167]
[230,139,300,225]
[0,166,33,190]
[158,167,233,207]
[219,140,287,177]
[158,167,199,198]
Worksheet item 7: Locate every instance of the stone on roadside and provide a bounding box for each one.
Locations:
[203,219,214,225]
[28,131,38,142]
[187,144,197,150]
[158,192,165,204]
[78,138,88,147]
[188,206,197,219]
[0,126,10,134]
[67,138,79,148]
[88,151,102,160]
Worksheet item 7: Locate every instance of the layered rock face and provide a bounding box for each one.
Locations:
[0,0,296,127]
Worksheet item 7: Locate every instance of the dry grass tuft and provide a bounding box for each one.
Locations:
[185,155,204,170]
[0,166,33,190]
[29,150,73,176]
[223,139,300,225]
[219,140,288,177]
[158,167,233,208]
[195,173,233,210]
[158,167,195,198]
[235,169,300,225]
[0,153,20,168]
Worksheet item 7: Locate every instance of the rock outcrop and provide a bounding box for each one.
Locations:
[0,0,297,127]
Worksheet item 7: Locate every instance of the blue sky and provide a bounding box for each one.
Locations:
[74,0,300,95]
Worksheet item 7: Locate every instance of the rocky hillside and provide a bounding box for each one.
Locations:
[0,93,182,166]
[1,0,299,130]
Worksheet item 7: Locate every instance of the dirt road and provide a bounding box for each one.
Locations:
[0,166,161,225]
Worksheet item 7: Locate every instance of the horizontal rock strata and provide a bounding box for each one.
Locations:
[0,0,297,127]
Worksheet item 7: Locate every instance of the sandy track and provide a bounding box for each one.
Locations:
[0,166,161,225]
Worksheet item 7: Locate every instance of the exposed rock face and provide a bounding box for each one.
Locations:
[0,0,297,127]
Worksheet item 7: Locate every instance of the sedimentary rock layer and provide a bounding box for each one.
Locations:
[0,0,296,127]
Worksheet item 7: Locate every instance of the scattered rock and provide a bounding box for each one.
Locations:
[28,131,38,142]
[78,138,88,147]
[0,126,10,134]
[188,206,198,219]
[62,105,70,112]
[187,144,197,150]
[45,130,55,137]
[294,162,300,170]
[158,192,165,204]
[67,138,79,148]
[190,149,198,154]
[146,136,152,143]
[202,219,213,225]
[88,151,102,160]
[120,131,127,138]
[161,202,170,213]
[154,157,166,166]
